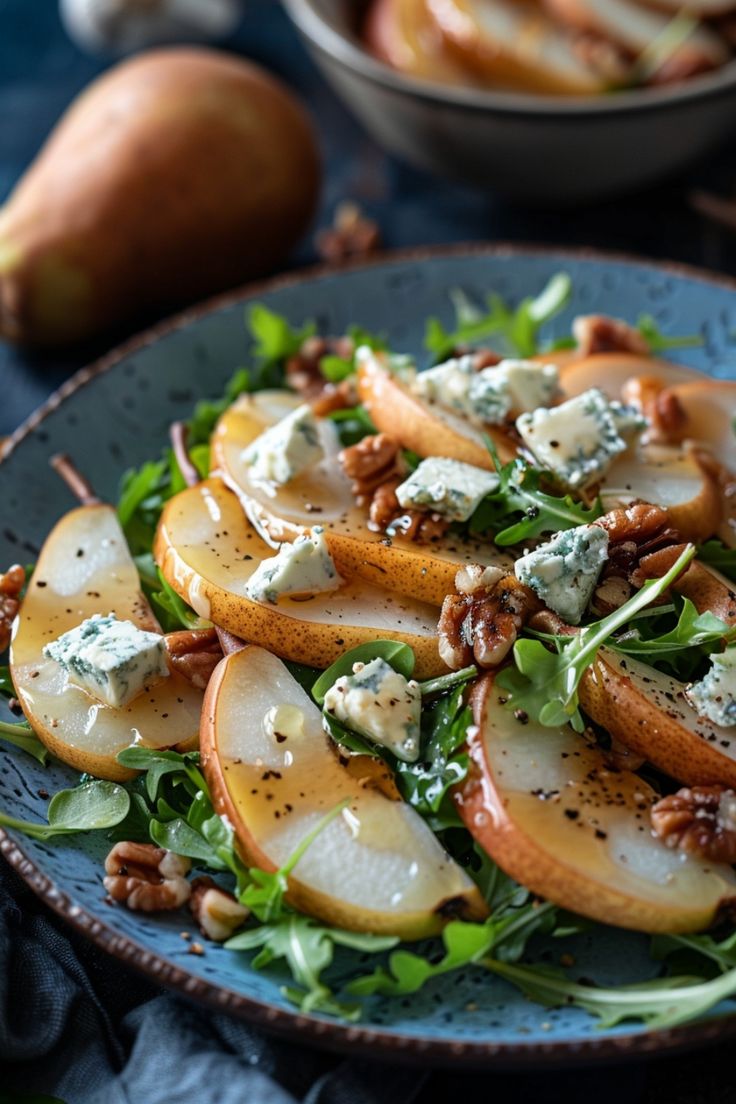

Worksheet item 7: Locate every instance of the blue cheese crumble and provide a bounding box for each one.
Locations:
[516,389,628,489]
[515,524,609,625]
[395,457,499,523]
[323,657,421,762]
[687,648,736,728]
[43,613,168,708]
[245,527,342,604]
[244,404,323,485]
[412,356,559,426]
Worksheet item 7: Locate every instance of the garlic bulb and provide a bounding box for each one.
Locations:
[60,0,243,56]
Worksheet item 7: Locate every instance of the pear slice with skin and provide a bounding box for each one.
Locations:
[599,442,722,543]
[356,351,518,470]
[202,645,486,937]
[211,390,514,607]
[426,0,610,95]
[10,504,202,781]
[559,352,707,403]
[580,648,736,790]
[155,476,447,676]
[365,0,470,83]
[456,673,736,932]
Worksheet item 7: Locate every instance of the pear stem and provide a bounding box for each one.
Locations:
[169,422,200,488]
[50,453,101,506]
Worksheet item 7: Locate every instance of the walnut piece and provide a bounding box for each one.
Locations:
[0,564,24,653]
[339,434,450,542]
[285,333,356,411]
[439,570,541,669]
[189,876,249,942]
[165,628,222,690]
[651,786,736,864]
[573,314,650,357]
[315,201,382,264]
[594,503,681,582]
[620,376,687,445]
[104,841,191,911]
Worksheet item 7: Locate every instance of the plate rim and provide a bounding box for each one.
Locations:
[4,240,736,1068]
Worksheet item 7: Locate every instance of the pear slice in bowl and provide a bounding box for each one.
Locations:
[457,673,736,932]
[155,477,447,677]
[201,645,486,937]
[211,390,514,606]
[580,648,736,790]
[356,351,518,469]
[10,504,202,781]
[599,443,721,543]
[559,352,706,402]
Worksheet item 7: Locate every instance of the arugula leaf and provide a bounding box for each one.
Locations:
[418,665,477,699]
[248,303,315,366]
[318,325,386,384]
[470,455,603,545]
[652,929,736,974]
[609,597,736,677]
[227,913,397,1018]
[498,544,697,730]
[311,641,416,705]
[0,720,49,765]
[0,666,15,699]
[484,957,736,1030]
[0,780,130,840]
[636,313,703,353]
[149,570,204,632]
[424,274,572,362]
[325,404,377,448]
[393,687,470,829]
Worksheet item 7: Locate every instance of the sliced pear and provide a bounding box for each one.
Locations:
[580,648,736,789]
[542,0,728,70]
[599,443,721,542]
[670,379,736,473]
[356,350,518,469]
[155,477,447,677]
[365,0,469,83]
[559,352,707,403]
[211,390,514,606]
[457,673,736,932]
[10,504,202,781]
[201,646,486,937]
[426,0,609,95]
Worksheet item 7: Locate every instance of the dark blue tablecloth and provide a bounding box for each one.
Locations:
[4,2,736,1100]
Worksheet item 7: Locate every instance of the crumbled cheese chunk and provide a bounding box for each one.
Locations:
[489,359,560,414]
[244,404,323,485]
[43,613,168,708]
[687,648,736,728]
[609,400,649,440]
[515,524,609,625]
[395,457,499,523]
[412,357,560,427]
[323,657,421,762]
[516,389,627,488]
[245,528,342,604]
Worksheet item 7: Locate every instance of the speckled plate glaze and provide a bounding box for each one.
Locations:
[4,245,736,1069]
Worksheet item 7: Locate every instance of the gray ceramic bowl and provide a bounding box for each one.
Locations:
[284,0,736,203]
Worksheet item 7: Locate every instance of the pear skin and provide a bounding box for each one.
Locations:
[0,47,320,346]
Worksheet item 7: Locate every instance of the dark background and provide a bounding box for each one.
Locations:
[3,1,736,1100]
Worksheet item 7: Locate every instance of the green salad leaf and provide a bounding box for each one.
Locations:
[698,539,736,582]
[311,641,416,705]
[425,273,572,362]
[0,720,48,765]
[498,544,697,730]
[0,780,130,840]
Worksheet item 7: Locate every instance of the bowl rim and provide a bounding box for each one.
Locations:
[284,0,736,118]
[4,241,736,1068]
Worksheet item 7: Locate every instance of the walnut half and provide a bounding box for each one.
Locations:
[651,785,736,865]
[0,564,24,653]
[439,568,541,670]
[189,876,250,942]
[104,841,191,911]
[165,628,223,690]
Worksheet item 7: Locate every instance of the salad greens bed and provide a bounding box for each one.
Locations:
[3,276,736,1029]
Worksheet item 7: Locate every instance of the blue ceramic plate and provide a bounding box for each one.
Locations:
[3,245,736,1068]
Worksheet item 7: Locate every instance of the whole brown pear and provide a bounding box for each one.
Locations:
[0,48,321,346]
